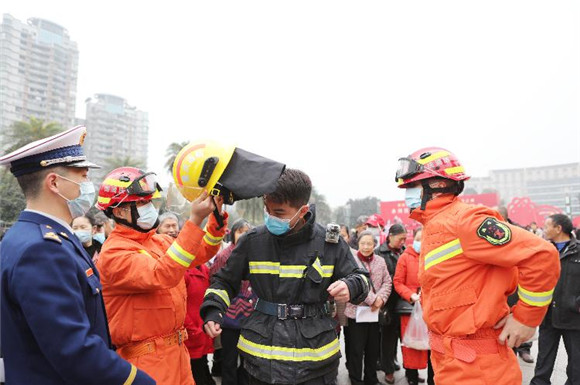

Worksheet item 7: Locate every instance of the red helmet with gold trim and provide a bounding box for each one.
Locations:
[96,167,161,211]
[395,147,469,188]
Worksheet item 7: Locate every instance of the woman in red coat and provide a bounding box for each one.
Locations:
[184,264,216,385]
[393,228,434,385]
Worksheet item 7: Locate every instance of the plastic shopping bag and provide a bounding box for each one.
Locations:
[402,301,430,350]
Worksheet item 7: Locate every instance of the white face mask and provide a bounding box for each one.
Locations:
[136,202,159,230]
[405,187,423,209]
[56,174,96,219]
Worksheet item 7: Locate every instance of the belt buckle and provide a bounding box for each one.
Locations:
[288,304,304,319]
[178,330,182,345]
[277,304,288,320]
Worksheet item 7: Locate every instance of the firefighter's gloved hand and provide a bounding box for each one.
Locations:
[204,321,222,338]
[190,190,218,226]
[495,313,535,348]
[327,280,350,303]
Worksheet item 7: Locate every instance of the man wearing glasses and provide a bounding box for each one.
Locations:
[95,167,228,385]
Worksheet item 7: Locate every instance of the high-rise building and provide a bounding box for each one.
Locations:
[0,14,78,147]
[84,94,148,180]
[467,163,580,217]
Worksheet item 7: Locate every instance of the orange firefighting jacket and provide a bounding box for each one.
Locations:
[410,195,559,336]
[96,214,226,385]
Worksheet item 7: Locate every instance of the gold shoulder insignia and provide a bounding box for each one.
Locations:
[43,231,62,243]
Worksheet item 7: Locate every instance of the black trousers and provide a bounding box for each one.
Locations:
[530,314,580,385]
[191,355,216,385]
[248,369,337,385]
[514,341,532,355]
[344,318,380,385]
[379,315,400,375]
[221,327,249,385]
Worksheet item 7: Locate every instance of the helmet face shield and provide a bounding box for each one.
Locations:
[126,172,161,197]
[395,157,423,181]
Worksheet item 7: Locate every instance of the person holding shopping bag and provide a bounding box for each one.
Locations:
[393,228,434,385]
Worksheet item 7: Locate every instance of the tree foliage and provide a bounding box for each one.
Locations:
[164,141,189,175]
[0,118,64,223]
[341,196,381,227]
[103,155,146,174]
[1,117,63,152]
[234,197,264,226]
[310,187,332,225]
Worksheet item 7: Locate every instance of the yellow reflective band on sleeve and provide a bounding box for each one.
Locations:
[203,232,223,246]
[204,288,231,307]
[416,151,450,165]
[424,239,463,270]
[237,335,340,362]
[167,241,195,267]
[518,285,554,307]
[321,266,334,278]
[123,364,137,385]
[444,166,465,175]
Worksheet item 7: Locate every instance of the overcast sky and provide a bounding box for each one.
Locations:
[3,1,579,207]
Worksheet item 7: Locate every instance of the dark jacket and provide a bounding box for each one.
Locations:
[375,243,405,312]
[201,210,369,384]
[0,211,154,385]
[550,237,580,330]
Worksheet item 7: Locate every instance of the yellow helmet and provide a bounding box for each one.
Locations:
[172,141,236,202]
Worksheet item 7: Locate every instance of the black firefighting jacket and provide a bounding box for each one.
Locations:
[201,211,370,384]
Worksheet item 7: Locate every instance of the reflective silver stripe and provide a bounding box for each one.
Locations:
[518,285,553,307]
[279,266,305,278]
[321,266,334,278]
[237,335,340,362]
[203,232,223,246]
[167,242,195,267]
[204,288,230,307]
[424,239,463,270]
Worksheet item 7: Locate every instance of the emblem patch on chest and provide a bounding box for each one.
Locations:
[477,217,511,245]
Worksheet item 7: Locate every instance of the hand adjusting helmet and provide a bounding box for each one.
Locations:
[172,140,286,228]
[395,147,470,210]
[96,167,162,232]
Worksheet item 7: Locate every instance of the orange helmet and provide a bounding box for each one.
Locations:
[96,167,161,211]
[395,147,469,188]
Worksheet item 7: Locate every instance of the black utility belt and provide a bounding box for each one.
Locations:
[254,298,333,320]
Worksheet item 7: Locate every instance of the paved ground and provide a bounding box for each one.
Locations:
[210,335,570,385]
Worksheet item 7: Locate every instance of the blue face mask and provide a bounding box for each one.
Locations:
[263,206,305,236]
[74,230,92,244]
[413,240,421,253]
[56,175,96,219]
[137,202,159,230]
[405,187,422,209]
[93,232,106,244]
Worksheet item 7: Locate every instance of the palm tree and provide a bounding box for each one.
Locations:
[235,197,265,225]
[104,155,146,174]
[0,118,64,222]
[164,141,189,175]
[2,117,63,152]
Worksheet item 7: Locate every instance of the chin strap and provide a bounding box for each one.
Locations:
[419,180,465,210]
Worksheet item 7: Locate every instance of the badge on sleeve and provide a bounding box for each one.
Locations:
[477,217,511,245]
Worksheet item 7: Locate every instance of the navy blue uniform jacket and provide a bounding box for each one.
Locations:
[0,211,155,384]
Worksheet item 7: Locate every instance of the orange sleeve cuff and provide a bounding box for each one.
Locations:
[512,302,550,328]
